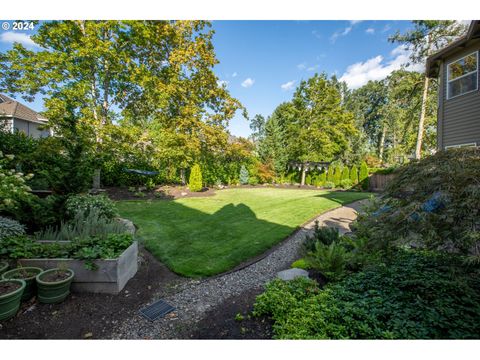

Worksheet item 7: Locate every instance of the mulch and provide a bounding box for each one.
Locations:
[0,248,186,339]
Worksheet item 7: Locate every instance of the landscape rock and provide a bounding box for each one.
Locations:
[276,268,309,281]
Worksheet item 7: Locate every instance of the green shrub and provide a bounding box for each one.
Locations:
[306,241,349,281]
[323,181,335,189]
[65,194,118,220]
[339,179,353,189]
[189,164,203,192]
[254,250,480,339]
[291,258,310,270]
[327,166,335,183]
[333,165,342,186]
[134,191,145,198]
[239,165,249,185]
[354,148,480,260]
[35,208,127,241]
[359,161,369,190]
[349,166,358,184]
[341,167,350,182]
[305,174,312,186]
[318,171,327,186]
[0,216,25,240]
[303,221,340,251]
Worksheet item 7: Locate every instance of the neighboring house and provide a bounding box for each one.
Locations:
[0,94,51,138]
[426,20,480,150]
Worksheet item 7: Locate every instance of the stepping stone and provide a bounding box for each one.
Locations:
[276,268,309,281]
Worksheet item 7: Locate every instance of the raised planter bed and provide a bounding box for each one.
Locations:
[19,241,138,295]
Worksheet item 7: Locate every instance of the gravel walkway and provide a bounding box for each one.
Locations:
[111,199,368,339]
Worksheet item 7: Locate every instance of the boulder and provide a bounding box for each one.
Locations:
[276,268,309,281]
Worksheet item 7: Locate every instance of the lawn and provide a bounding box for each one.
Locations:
[116,188,370,277]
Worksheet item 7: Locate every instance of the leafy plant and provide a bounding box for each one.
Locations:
[254,250,480,339]
[359,161,369,190]
[303,222,340,251]
[333,165,342,187]
[349,166,359,185]
[65,194,118,220]
[340,179,353,189]
[323,181,335,189]
[341,167,350,182]
[0,216,26,240]
[189,164,203,192]
[291,258,310,270]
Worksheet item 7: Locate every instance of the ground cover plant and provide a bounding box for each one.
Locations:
[254,250,480,339]
[116,188,369,277]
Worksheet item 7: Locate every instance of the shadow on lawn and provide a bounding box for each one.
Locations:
[123,200,296,277]
[314,191,368,205]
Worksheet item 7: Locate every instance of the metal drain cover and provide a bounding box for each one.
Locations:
[139,299,175,321]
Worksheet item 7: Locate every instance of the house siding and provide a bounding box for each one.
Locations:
[13,118,50,138]
[441,40,480,149]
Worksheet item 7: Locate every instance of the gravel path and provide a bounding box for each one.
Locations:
[111,199,368,339]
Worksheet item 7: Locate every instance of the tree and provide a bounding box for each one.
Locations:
[327,166,335,183]
[341,167,350,182]
[333,165,342,186]
[389,21,467,159]
[188,164,203,192]
[350,166,359,185]
[319,171,327,186]
[239,165,249,185]
[359,161,369,190]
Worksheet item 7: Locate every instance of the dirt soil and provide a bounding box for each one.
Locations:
[183,287,273,339]
[39,270,71,283]
[0,282,22,296]
[0,248,187,339]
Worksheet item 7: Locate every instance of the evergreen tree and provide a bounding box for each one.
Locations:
[341,167,350,182]
[188,164,203,192]
[327,166,335,183]
[319,171,327,186]
[239,165,249,185]
[333,165,342,186]
[359,161,369,190]
[350,166,359,185]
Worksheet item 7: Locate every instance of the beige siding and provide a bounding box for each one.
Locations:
[13,118,50,138]
[441,41,480,148]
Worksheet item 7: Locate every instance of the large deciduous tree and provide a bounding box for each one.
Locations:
[389,21,467,159]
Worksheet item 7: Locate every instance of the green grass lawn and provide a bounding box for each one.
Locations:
[116,188,370,277]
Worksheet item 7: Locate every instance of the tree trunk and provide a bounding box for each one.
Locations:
[415,75,430,159]
[379,123,387,162]
[300,165,306,186]
[180,168,186,185]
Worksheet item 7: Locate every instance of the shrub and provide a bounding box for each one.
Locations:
[349,166,358,184]
[327,166,335,183]
[333,165,342,186]
[306,241,349,281]
[359,161,369,190]
[65,194,118,220]
[291,258,310,270]
[318,171,327,186]
[341,167,350,182]
[239,165,249,185]
[323,181,335,189]
[0,151,34,215]
[0,216,25,240]
[340,179,353,189]
[189,164,203,192]
[354,148,480,260]
[305,174,312,186]
[303,222,340,251]
[254,250,480,339]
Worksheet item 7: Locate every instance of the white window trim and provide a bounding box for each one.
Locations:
[446,51,478,100]
[445,142,477,149]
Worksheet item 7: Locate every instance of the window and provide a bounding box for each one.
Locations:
[447,52,478,99]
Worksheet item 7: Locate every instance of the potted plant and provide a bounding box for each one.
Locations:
[36,265,75,304]
[2,267,43,301]
[0,260,8,276]
[0,279,26,321]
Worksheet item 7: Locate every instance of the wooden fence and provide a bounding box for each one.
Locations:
[369,173,395,192]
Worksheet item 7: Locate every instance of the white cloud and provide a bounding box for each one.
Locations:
[307,65,319,72]
[0,31,39,48]
[350,20,363,25]
[312,30,322,39]
[217,80,229,87]
[339,45,424,89]
[241,77,255,88]
[232,72,238,77]
[297,62,307,70]
[280,80,296,91]
[365,28,375,35]
[330,20,364,43]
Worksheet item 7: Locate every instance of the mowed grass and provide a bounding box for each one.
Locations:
[116,188,370,277]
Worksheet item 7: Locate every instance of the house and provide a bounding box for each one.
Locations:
[426,20,480,150]
[0,94,51,138]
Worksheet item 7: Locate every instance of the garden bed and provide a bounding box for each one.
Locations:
[19,241,138,294]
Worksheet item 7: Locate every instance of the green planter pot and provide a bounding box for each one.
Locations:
[2,267,43,301]
[0,279,26,321]
[36,268,75,304]
[0,261,8,276]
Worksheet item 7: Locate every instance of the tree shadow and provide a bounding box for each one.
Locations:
[118,200,296,277]
[314,191,368,205]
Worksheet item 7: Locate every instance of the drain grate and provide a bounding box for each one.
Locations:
[139,299,175,322]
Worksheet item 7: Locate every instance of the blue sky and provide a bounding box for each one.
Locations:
[0,20,415,138]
